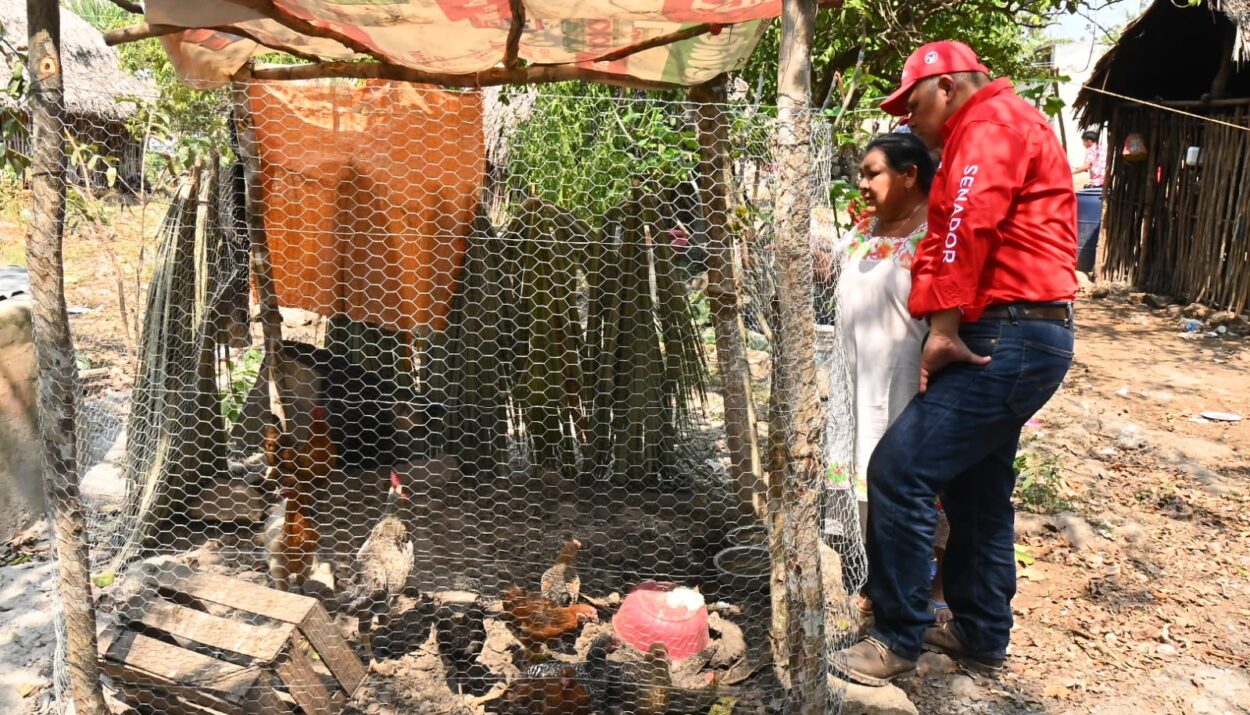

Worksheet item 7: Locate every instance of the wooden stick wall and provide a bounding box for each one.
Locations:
[1101,105,1250,313]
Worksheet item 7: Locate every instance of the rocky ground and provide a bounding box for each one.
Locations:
[0,530,59,715]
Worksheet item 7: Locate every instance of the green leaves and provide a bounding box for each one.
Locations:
[1,29,30,177]
[737,1,1084,113]
[1018,76,1071,120]
[1014,543,1036,567]
[506,85,698,224]
[1014,450,1074,514]
[63,135,119,229]
[221,348,264,427]
[5,58,21,95]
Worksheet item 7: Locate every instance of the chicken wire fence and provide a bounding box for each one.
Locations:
[34,82,869,715]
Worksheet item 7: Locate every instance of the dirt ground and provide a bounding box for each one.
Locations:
[893,291,1250,715]
[3,200,1250,714]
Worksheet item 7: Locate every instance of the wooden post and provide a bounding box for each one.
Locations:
[769,0,827,711]
[191,159,228,487]
[1092,116,1113,281]
[230,68,290,431]
[24,2,108,713]
[1209,22,1236,101]
[689,78,763,522]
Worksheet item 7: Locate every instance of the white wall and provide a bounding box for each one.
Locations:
[1046,1,1151,165]
[1051,37,1111,167]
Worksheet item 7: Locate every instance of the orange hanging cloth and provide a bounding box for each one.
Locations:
[247,80,483,335]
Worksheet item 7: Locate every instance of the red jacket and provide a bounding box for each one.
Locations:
[909,79,1077,321]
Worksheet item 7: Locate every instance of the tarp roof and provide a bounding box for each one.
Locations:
[145,0,782,89]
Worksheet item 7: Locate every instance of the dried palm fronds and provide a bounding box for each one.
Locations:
[509,197,584,475]
[116,162,227,564]
[443,209,520,478]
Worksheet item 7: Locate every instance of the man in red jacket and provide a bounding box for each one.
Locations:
[836,41,1077,685]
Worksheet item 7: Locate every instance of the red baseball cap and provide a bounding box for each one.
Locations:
[880,41,990,116]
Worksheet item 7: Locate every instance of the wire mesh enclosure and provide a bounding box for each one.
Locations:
[39,81,867,715]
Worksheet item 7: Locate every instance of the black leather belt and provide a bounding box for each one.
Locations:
[980,302,1073,322]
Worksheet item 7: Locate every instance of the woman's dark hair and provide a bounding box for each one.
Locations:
[865,133,937,193]
[1081,130,1099,142]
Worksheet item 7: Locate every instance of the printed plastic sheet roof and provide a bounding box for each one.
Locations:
[147,0,781,88]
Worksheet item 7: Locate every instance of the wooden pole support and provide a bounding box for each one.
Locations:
[230,68,291,432]
[769,0,827,710]
[689,77,763,523]
[25,1,109,713]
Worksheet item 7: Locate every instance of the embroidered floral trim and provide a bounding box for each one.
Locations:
[843,218,927,270]
[826,461,853,487]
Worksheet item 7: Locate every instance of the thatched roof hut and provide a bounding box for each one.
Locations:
[1,1,156,188]
[1075,0,1250,313]
[0,0,155,121]
[1076,0,1250,125]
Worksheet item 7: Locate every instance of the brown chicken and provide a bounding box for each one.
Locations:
[263,405,334,592]
[501,586,598,652]
[616,642,672,715]
[539,539,582,607]
[493,666,592,715]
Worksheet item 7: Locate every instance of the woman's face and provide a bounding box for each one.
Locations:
[857,148,917,218]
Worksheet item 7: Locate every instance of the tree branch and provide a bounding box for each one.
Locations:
[101,22,324,62]
[225,0,382,61]
[590,23,719,64]
[249,60,687,91]
[106,0,144,13]
[814,43,860,109]
[504,0,525,69]
[101,22,182,46]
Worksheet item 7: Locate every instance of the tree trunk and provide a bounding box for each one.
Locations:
[769,0,827,712]
[24,2,108,713]
[690,78,763,521]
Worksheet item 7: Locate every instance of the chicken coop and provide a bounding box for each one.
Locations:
[22,2,866,714]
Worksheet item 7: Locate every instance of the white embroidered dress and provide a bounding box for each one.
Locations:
[832,218,929,501]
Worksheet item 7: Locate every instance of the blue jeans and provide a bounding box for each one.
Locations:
[864,314,1074,660]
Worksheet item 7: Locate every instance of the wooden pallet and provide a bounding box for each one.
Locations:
[100,564,364,715]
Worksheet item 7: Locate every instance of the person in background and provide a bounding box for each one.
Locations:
[834,40,1077,686]
[1072,129,1106,188]
[813,133,954,625]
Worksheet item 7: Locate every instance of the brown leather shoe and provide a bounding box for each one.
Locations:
[833,637,917,687]
[923,623,1005,674]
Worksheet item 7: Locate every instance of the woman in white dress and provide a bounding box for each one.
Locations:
[819,133,952,623]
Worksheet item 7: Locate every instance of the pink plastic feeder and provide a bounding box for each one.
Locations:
[612,581,709,659]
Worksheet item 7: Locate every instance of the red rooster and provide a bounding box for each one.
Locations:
[263,405,334,593]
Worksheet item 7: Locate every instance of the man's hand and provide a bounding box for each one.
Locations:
[920,309,991,393]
